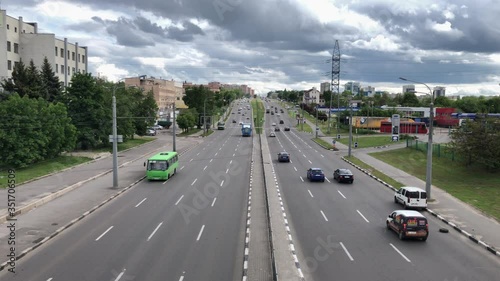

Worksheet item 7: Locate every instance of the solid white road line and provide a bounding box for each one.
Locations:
[320,210,329,222]
[340,242,354,261]
[337,190,346,199]
[147,222,163,241]
[300,176,304,182]
[211,197,217,207]
[308,189,314,198]
[203,165,207,171]
[325,178,331,183]
[357,210,370,223]
[191,178,198,186]
[175,195,184,206]
[197,225,205,241]
[113,269,126,281]
[95,226,114,241]
[135,198,147,207]
[390,243,411,262]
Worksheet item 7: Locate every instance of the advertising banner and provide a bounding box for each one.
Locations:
[392,114,400,141]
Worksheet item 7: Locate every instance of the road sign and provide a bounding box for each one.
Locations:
[109,135,123,143]
[354,142,358,148]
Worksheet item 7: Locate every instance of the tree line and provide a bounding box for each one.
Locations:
[0,58,157,168]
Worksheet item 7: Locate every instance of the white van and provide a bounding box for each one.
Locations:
[394,187,427,210]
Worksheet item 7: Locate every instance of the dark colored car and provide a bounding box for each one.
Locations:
[386,210,429,241]
[277,152,290,162]
[279,120,284,124]
[274,127,280,132]
[284,127,290,131]
[307,168,325,182]
[232,119,237,123]
[333,169,354,184]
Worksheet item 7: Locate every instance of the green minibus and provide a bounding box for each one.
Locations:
[144,151,179,181]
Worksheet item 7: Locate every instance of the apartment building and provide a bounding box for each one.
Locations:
[303,87,321,105]
[0,10,88,87]
[124,76,180,112]
[320,81,330,94]
[402,84,415,94]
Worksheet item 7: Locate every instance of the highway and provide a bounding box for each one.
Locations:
[263,101,500,281]
[0,104,253,281]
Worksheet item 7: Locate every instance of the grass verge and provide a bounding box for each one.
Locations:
[312,138,337,150]
[337,135,405,148]
[178,128,202,137]
[201,130,214,137]
[251,99,265,134]
[344,156,405,189]
[370,148,500,221]
[0,156,91,188]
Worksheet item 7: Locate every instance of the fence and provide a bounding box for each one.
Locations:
[406,139,459,161]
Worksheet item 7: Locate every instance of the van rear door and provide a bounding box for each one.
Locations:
[404,216,428,236]
[407,191,426,207]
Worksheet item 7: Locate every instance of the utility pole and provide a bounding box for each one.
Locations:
[203,97,207,135]
[315,104,319,138]
[172,102,176,151]
[348,96,353,157]
[112,88,118,188]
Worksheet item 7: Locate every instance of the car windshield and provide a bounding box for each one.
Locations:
[311,169,323,174]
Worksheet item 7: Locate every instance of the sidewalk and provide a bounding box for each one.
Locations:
[0,133,200,222]
[331,140,500,255]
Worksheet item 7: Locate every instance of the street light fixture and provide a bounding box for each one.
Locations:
[399,77,434,200]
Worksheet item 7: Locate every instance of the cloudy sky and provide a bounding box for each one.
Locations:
[4,0,500,96]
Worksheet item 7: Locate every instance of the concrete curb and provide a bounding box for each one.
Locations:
[310,138,338,151]
[12,139,161,188]
[341,156,500,257]
[0,176,146,272]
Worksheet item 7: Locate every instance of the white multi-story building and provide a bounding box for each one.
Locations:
[303,87,321,105]
[320,82,330,94]
[433,86,446,97]
[402,84,415,93]
[0,10,88,88]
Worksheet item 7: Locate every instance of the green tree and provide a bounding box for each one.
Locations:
[400,92,420,107]
[133,90,158,136]
[0,94,76,167]
[1,59,29,98]
[63,73,109,149]
[176,109,197,132]
[40,57,62,102]
[25,60,44,99]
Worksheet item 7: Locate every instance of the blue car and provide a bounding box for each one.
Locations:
[307,168,325,182]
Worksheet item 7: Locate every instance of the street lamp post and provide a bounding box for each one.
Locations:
[348,96,353,157]
[315,104,319,138]
[399,77,434,199]
[112,86,118,188]
[172,102,176,152]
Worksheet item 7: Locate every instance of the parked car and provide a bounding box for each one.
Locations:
[152,125,163,130]
[386,210,429,241]
[284,127,290,131]
[394,187,427,210]
[333,169,354,184]
[307,168,325,182]
[277,152,290,162]
[146,128,156,136]
[269,132,276,137]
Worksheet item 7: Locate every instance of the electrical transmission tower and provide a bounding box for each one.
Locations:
[328,40,341,134]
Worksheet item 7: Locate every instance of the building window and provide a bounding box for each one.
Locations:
[82,55,85,63]
[72,52,75,61]
[6,24,9,30]
[56,64,58,73]
[60,48,64,57]
[72,67,75,73]
[7,41,11,52]
[61,65,64,74]
[7,60,12,71]
[67,50,69,58]
[14,43,19,54]
[14,61,19,68]
[14,27,17,33]
[68,66,70,75]
[55,47,58,56]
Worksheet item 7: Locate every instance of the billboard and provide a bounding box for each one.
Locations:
[392,114,400,141]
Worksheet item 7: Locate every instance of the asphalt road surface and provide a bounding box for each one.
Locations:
[264,101,500,281]
[0,105,253,281]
